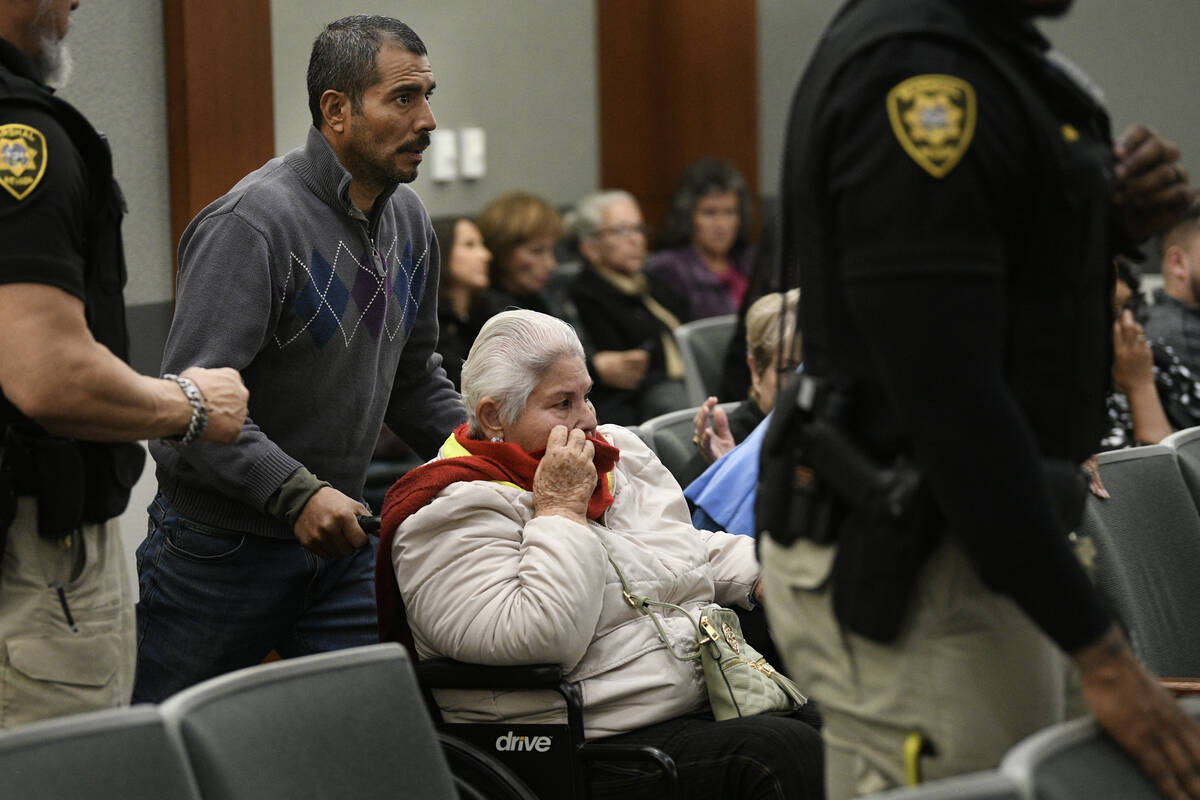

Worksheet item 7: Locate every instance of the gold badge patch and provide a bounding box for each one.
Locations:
[0,124,48,201]
[886,74,976,179]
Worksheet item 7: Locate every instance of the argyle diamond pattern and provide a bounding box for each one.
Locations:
[277,235,427,350]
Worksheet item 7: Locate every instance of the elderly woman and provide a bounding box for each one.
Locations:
[377,310,822,800]
[567,190,691,426]
[690,289,802,474]
[647,158,755,321]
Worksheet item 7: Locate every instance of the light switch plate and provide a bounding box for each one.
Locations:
[460,127,486,179]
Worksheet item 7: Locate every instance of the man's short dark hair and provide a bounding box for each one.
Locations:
[307,15,427,129]
[1157,195,1200,258]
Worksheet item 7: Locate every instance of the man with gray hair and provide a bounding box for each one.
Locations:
[134,14,464,702]
[0,0,248,727]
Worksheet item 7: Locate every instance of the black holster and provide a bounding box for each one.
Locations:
[757,373,939,642]
[2,428,144,541]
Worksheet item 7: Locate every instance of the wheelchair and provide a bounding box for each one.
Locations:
[415,659,682,800]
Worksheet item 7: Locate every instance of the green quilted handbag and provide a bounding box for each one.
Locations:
[601,541,807,720]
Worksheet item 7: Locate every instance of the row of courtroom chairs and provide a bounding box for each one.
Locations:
[0,644,463,800]
[0,642,675,800]
[863,697,1200,799]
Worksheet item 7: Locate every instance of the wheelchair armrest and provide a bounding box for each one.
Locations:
[416,658,567,690]
[415,658,586,743]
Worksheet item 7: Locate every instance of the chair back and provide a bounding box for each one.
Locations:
[638,403,740,486]
[1163,425,1200,514]
[1082,445,1200,677]
[0,704,201,800]
[1001,696,1200,799]
[675,314,737,406]
[161,643,455,800]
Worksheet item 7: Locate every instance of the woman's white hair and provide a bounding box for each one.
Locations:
[461,310,586,437]
[563,189,639,243]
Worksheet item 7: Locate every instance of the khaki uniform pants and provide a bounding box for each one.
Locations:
[0,498,135,728]
[761,534,1082,800]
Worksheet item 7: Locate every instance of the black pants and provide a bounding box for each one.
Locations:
[588,709,825,800]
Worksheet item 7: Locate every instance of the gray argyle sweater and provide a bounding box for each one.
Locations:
[150,126,465,538]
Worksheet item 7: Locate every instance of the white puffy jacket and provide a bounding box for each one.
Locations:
[391,424,759,738]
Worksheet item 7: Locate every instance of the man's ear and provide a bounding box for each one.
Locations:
[319,89,350,134]
[1164,244,1187,287]
[476,397,503,438]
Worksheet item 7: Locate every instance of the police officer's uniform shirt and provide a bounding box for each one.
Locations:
[0,39,89,302]
[793,11,1114,651]
[826,36,1030,286]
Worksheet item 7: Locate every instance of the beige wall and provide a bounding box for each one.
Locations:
[270,1,598,217]
[58,0,172,306]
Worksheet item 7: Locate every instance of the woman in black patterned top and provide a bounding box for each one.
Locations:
[1101,259,1200,450]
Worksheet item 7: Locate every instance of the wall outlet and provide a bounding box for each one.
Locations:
[429,128,457,182]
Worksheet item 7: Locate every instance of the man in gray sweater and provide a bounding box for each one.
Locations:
[133,15,465,702]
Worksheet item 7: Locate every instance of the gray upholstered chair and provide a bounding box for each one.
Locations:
[638,403,740,486]
[675,314,737,406]
[1083,445,1200,681]
[0,704,201,800]
[161,643,456,800]
[1000,696,1200,799]
[1162,425,1200,513]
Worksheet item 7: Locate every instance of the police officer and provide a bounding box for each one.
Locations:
[759,0,1200,798]
[0,0,247,728]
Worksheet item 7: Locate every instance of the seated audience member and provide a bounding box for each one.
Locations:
[477,190,650,400]
[1101,259,1200,450]
[685,289,801,488]
[476,191,564,317]
[647,158,754,321]
[1144,199,1200,374]
[432,216,492,389]
[567,191,690,425]
[377,310,822,800]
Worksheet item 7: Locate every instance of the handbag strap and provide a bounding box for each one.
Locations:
[596,537,702,663]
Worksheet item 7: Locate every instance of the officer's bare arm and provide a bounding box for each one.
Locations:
[0,282,246,443]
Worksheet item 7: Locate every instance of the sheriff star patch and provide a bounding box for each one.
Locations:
[0,123,48,201]
[886,74,976,179]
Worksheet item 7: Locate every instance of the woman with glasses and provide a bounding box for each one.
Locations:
[647,158,755,321]
[566,190,691,426]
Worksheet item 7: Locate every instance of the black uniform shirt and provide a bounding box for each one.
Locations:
[0,38,88,302]
[790,8,1114,651]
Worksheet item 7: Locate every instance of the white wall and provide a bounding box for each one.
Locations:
[58,0,173,307]
[270,1,598,216]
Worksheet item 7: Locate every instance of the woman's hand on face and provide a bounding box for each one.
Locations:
[1112,310,1154,394]
[533,425,597,524]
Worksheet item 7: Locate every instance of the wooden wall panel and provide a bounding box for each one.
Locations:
[597,0,759,238]
[163,0,275,270]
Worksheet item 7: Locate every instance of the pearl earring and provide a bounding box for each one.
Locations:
[490,435,503,443]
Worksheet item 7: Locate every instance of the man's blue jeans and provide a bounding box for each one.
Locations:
[132,493,379,703]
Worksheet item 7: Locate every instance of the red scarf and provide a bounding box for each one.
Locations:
[374,424,620,656]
